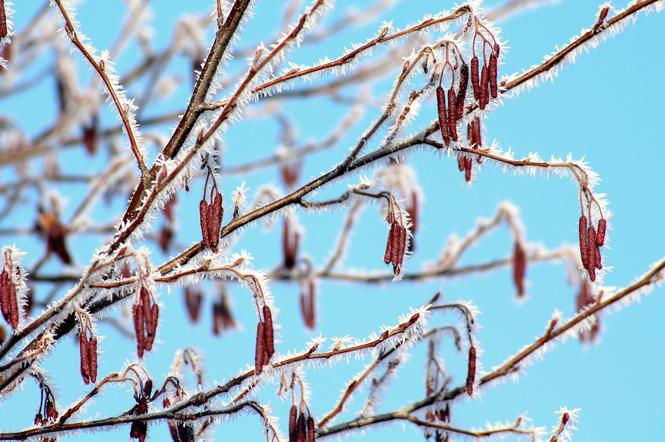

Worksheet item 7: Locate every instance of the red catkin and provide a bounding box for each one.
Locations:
[457,155,465,172]
[436,86,450,146]
[578,215,589,269]
[383,221,395,265]
[456,63,469,119]
[289,405,298,442]
[306,416,316,442]
[209,192,223,251]
[596,218,607,246]
[587,225,597,281]
[199,200,210,247]
[88,335,98,383]
[79,331,90,384]
[184,288,202,323]
[489,53,498,98]
[512,241,527,297]
[255,321,266,374]
[133,304,145,358]
[145,303,159,351]
[466,346,476,396]
[263,305,275,358]
[447,88,458,141]
[480,65,489,110]
[0,0,7,40]
[464,157,472,182]
[0,271,9,322]
[7,280,17,329]
[470,55,480,100]
[297,413,307,442]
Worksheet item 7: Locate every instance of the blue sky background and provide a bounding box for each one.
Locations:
[1,1,664,441]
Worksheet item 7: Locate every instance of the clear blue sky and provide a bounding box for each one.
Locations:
[1,1,664,441]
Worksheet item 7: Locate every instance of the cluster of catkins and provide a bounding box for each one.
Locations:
[33,382,58,442]
[383,206,408,277]
[78,318,98,385]
[129,379,153,442]
[288,402,317,442]
[299,277,316,330]
[133,285,159,358]
[578,212,606,282]
[0,249,20,330]
[436,51,468,147]
[255,305,275,374]
[199,170,223,252]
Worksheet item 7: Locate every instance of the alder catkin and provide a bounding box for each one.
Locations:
[255,321,266,374]
[289,405,298,442]
[209,192,223,251]
[306,416,316,442]
[587,225,597,281]
[436,86,450,146]
[466,346,476,396]
[383,221,395,265]
[489,53,498,98]
[263,305,275,358]
[471,55,480,100]
[480,65,489,110]
[89,335,98,383]
[199,200,210,247]
[578,215,589,269]
[512,241,527,297]
[456,63,469,119]
[133,304,145,358]
[79,331,90,384]
[596,218,607,246]
[7,281,17,329]
[447,88,458,141]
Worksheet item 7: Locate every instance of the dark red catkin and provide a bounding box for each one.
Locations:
[471,55,480,100]
[447,87,458,141]
[489,51,498,98]
[184,287,202,323]
[263,305,275,358]
[466,346,476,396]
[586,225,597,281]
[578,215,589,270]
[88,335,98,383]
[383,221,396,265]
[512,241,527,297]
[436,86,450,146]
[208,191,223,252]
[480,65,489,110]
[464,157,473,182]
[306,416,316,442]
[456,63,469,120]
[596,218,607,246]
[0,0,7,39]
[457,155,465,172]
[132,304,145,358]
[199,199,210,247]
[145,303,159,351]
[254,321,266,374]
[297,413,307,442]
[0,270,9,322]
[289,405,298,442]
[407,192,418,252]
[79,330,90,384]
[7,279,17,329]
